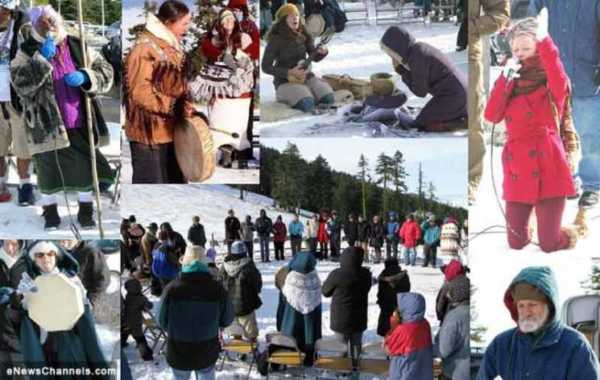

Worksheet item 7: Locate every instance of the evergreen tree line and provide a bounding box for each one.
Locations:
[257,144,467,223]
[48,0,122,26]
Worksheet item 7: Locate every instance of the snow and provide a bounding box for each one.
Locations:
[0,124,122,240]
[122,185,452,378]
[260,21,467,138]
[469,146,600,348]
[262,138,468,209]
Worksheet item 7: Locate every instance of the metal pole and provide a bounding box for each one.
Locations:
[101,0,105,38]
[76,0,105,238]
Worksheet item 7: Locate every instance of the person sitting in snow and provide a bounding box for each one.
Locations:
[122,278,154,361]
[484,17,579,253]
[477,266,600,379]
[11,5,115,230]
[322,246,373,369]
[276,250,322,365]
[384,292,434,380]
[261,3,335,113]
[376,258,411,337]
[0,241,111,378]
[218,241,262,342]
[379,26,467,132]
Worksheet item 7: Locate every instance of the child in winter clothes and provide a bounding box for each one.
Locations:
[376,258,411,337]
[122,278,154,361]
[484,17,579,253]
[384,292,433,380]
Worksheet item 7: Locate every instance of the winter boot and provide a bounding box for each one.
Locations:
[18,183,34,206]
[293,97,315,113]
[77,202,96,229]
[135,336,154,361]
[42,204,61,230]
[561,225,579,250]
[579,191,599,209]
[0,187,10,202]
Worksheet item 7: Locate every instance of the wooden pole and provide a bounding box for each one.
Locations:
[76,0,105,238]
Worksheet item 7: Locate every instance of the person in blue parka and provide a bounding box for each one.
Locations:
[477,266,600,380]
[0,240,110,380]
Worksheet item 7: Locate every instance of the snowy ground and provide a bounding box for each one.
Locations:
[120,184,452,378]
[469,146,600,348]
[260,20,467,138]
[0,123,122,240]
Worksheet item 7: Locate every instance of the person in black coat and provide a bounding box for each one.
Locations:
[188,216,207,247]
[122,278,153,361]
[357,215,370,260]
[224,210,242,254]
[160,222,187,258]
[322,247,372,368]
[60,240,110,306]
[343,214,358,247]
[380,26,467,132]
[0,240,23,377]
[376,258,411,336]
[368,215,385,264]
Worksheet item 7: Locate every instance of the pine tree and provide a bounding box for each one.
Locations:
[427,181,437,201]
[582,266,600,294]
[417,162,424,212]
[272,143,304,210]
[375,153,394,217]
[471,285,488,343]
[357,154,369,219]
[305,155,334,212]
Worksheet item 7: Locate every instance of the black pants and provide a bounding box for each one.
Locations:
[244,241,254,261]
[423,244,438,267]
[330,235,341,258]
[319,241,329,260]
[226,239,233,254]
[274,241,285,260]
[130,141,185,184]
[290,236,302,255]
[385,238,399,259]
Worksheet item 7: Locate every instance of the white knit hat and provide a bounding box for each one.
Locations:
[29,241,61,261]
[0,0,20,11]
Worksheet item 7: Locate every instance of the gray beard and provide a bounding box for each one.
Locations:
[518,305,549,333]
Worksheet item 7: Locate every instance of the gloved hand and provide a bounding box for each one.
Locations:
[64,70,89,87]
[502,57,522,81]
[40,36,56,60]
[17,272,37,295]
[240,33,252,50]
[0,287,14,305]
[536,8,549,41]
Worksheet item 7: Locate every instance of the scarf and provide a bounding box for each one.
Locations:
[511,54,547,96]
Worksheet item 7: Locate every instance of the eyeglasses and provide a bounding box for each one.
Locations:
[34,251,57,259]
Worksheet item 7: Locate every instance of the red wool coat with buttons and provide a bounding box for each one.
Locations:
[484,37,575,205]
[399,220,422,248]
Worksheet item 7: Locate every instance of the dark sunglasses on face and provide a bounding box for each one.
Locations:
[34,251,57,259]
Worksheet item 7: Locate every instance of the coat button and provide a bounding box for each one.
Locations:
[506,116,512,123]
[532,170,540,178]
[526,112,533,119]
[529,150,537,158]
[506,153,513,161]
[512,174,518,181]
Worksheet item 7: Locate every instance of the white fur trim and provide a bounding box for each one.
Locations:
[0,248,17,269]
[28,241,60,261]
[282,270,321,314]
[146,13,181,51]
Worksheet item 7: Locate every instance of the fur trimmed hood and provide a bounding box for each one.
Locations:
[282,270,321,314]
[146,13,181,51]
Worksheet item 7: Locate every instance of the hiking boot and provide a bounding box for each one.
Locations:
[0,187,11,203]
[219,146,234,168]
[42,204,61,230]
[77,202,96,229]
[18,183,34,206]
[579,191,599,208]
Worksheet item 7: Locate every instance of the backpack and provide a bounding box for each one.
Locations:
[152,249,178,279]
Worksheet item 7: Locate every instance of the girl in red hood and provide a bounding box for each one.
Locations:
[484,17,579,253]
[317,209,330,260]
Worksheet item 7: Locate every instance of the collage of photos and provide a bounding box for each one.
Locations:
[0,0,597,379]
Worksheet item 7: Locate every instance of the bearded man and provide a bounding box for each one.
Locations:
[477,266,600,380]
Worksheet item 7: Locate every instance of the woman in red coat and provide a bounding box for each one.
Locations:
[273,215,288,260]
[197,8,254,168]
[317,210,330,260]
[484,17,578,253]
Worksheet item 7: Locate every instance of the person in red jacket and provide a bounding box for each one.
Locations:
[484,17,578,253]
[317,209,330,260]
[399,214,422,266]
[273,215,287,260]
[198,8,255,168]
[384,292,433,380]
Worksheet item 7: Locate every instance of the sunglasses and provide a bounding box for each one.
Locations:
[34,251,57,259]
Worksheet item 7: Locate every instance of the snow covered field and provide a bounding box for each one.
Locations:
[260,20,467,138]
[121,184,453,379]
[469,146,600,348]
[0,124,122,240]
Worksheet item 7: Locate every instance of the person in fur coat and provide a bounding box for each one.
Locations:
[484,17,579,253]
[10,5,115,230]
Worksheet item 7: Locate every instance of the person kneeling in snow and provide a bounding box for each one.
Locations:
[380,26,467,132]
[10,5,115,230]
[0,241,111,378]
[384,292,434,380]
[477,266,600,380]
[261,4,335,113]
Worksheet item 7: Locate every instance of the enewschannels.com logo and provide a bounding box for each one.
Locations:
[6,366,117,377]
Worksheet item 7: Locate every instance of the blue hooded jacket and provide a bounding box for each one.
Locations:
[477,266,600,380]
[529,0,600,97]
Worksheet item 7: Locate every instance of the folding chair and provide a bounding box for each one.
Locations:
[359,341,389,377]
[265,333,306,379]
[313,338,354,378]
[219,324,257,379]
[142,310,167,354]
[562,295,600,355]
